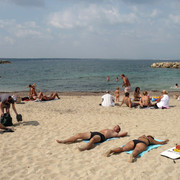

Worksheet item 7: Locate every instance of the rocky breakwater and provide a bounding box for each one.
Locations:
[0,60,11,64]
[151,62,180,69]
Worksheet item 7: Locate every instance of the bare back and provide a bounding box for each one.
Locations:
[123,77,131,87]
[141,96,151,106]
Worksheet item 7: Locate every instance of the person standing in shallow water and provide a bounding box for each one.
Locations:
[120,74,131,93]
[106,76,110,82]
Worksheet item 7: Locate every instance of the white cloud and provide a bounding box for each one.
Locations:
[48,5,138,30]
[4,36,14,45]
[168,14,180,24]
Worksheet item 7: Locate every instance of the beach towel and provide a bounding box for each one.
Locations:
[123,139,163,157]
[83,137,119,144]
[161,147,180,160]
[34,99,60,102]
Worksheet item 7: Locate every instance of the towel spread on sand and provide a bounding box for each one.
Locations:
[123,139,163,157]
[84,138,163,157]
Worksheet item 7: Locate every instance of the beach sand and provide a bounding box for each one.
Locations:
[1,92,180,180]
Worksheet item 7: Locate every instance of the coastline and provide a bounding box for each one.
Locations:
[1,90,180,97]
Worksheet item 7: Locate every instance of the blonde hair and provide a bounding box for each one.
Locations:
[162,90,168,94]
[143,91,148,96]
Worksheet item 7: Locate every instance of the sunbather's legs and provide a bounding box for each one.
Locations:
[78,135,101,151]
[104,141,134,157]
[56,132,91,144]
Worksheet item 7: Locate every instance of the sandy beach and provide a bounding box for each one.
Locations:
[1,91,180,180]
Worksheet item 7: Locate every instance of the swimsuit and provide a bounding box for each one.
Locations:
[133,139,150,148]
[89,132,106,142]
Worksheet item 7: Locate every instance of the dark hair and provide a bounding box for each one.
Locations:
[147,135,154,139]
[8,96,14,104]
[121,74,125,77]
[125,92,129,97]
[29,84,32,87]
[117,125,121,132]
[135,87,140,93]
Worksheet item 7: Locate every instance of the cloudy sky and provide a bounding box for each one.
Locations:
[0,0,180,59]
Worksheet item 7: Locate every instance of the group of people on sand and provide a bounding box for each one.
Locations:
[0,83,60,133]
[56,125,169,163]
[102,74,170,109]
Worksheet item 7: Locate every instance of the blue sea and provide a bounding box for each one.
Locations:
[0,58,180,92]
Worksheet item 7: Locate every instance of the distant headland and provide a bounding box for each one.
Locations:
[151,62,180,69]
[0,60,11,64]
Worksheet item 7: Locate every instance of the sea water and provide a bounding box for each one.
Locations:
[0,58,180,92]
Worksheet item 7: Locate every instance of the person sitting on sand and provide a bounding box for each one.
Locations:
[154,90,169,109]
[115,87,121,102]
[139,91,152,108]
[104,135,169,163]
[133,87,141,101]
[28,84,37,100]
[100,91,115,107]
[56,125,128,151]
[120,92,139,108]
[0,123,14,132]
[38,92,60,101]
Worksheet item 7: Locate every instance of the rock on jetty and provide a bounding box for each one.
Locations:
[0,60,11,64]
[151,62,180,69]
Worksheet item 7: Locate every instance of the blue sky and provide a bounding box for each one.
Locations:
[0,0,180,59]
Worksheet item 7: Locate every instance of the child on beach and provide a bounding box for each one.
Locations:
[115,87,121,102]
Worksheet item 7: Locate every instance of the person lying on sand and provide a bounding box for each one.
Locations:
[56,125,128,151]
[104,135,169,163]
[38,92,60,101]
[120,92,139,108]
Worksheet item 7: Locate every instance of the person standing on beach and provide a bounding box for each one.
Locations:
[0,94,18,116]
[120,74,131,92]
[56,125,128,151]
[115,87,120,102]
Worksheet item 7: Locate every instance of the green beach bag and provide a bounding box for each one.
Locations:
[0,113,13,126]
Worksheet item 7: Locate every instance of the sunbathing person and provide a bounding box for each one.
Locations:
[139,91,152,108]
[56,125,128,151]
[133,87,141,101]
[104,135,169,163]
[38,92,60,101]
[120,92,139,108]
[28,84,37,100]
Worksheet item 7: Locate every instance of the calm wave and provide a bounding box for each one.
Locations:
[0,58,180,92]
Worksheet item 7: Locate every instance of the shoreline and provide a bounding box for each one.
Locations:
[0,90,180,97]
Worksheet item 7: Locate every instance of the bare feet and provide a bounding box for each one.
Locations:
[78,146,86,151]
[128,154,134,163]
[104,149,112,157]
[56,140,64,143]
